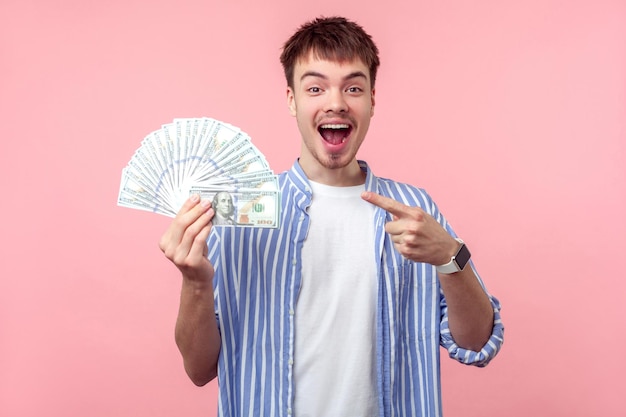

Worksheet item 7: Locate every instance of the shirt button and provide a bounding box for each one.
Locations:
[289,309,295,316]
[292,258,297,265]
[288,358,294,366]
[287,408,292,415]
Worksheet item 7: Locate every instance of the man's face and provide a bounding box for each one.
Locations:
[215,192,234,217]
[287,54,375,179]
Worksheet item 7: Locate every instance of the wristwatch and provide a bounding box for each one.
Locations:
[435,238,471,274]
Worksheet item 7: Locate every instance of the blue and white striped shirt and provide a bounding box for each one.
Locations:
[207,160,504,417]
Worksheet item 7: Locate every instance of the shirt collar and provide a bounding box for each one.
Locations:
[287,159,378,194]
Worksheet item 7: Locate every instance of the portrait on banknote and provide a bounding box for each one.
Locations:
[211,191,236,225]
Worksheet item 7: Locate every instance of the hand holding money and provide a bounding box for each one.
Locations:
[159,194,215,283]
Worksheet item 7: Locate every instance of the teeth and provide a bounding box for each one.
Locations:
[320,123,349,129]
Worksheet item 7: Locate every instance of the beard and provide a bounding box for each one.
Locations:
[304,143,356,170]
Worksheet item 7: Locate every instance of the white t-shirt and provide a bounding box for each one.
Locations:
[294,180,379,417]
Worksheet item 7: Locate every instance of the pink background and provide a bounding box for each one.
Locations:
[1,0,625,416]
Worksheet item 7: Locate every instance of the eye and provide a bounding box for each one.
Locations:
[346,86,363,93]
[307,86,322,93]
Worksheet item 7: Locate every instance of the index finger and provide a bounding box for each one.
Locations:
[361,191,411,217]
[161,195,212,249]
[177,194,204,216]
[172,194,212,230]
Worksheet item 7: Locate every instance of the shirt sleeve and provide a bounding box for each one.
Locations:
[439,269,505,367]
[423,190,505,367]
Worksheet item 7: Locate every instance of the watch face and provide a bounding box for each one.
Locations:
[455,244,471,270]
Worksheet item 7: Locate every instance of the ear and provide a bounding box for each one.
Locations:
[370,88,376,117]
[287,87,297,116]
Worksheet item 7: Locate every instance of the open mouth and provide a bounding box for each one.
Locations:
[318,123,352,145]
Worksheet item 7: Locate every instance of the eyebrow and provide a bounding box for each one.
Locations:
[300,70,368,82]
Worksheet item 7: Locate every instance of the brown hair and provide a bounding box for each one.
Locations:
[280,16,380,89]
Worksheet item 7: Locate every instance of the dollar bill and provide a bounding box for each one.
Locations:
[189,187,280,228]
[117,117,280,227]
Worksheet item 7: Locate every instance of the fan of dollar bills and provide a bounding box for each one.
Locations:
[117,117,280,228]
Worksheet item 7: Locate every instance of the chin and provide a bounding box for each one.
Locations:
[324,154,354,169]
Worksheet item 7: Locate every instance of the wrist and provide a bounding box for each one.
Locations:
[436,238,471,274]
[182,272,214,293]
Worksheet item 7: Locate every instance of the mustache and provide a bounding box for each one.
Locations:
[315,113,355,125]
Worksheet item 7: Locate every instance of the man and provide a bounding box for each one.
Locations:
[211,191,235,225]
[159,16,504,417]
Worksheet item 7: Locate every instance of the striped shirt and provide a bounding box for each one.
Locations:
[207,160,504,417]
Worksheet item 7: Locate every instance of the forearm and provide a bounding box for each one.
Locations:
[359,192,497,351]
[438,266,494,352]
[175,277,221,386]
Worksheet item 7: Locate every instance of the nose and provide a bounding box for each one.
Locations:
[324,88,348,113]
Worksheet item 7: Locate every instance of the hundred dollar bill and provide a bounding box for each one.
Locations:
[191,154,269,184]
[189,187,280,228]
[118,169,177,217]
[196,171,278,189]
[177,118,209,182]
[118,117,280,226]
